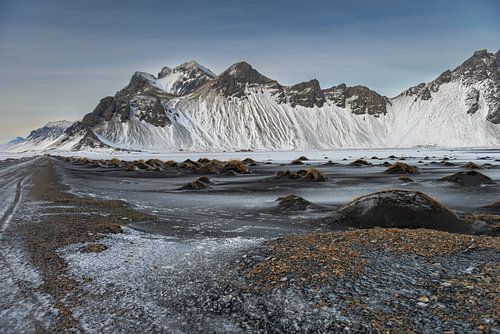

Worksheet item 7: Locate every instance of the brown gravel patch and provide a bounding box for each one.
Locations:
[22,157,155,332]
[240,228,500,291]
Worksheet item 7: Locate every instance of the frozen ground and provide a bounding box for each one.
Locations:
[0,157,59,333]
[0,148,499,333]
[61,229,261,333]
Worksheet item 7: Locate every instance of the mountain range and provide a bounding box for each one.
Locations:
[7,49,500,153]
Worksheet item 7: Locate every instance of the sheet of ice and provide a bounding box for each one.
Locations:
[61,228,262,333]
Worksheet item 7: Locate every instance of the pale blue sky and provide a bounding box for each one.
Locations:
[0,0,499,141]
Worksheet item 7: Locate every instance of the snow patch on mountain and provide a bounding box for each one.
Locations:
[386,81,500,147]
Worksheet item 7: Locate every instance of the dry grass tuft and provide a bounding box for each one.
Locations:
[224,159,248,173]
[385,162,419,174]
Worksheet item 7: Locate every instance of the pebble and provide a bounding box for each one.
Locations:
[418,296,429,303]
[464,266,475,274]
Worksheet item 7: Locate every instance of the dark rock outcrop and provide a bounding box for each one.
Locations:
[276,194,313,211]
[336,190,469,233]
[324,84,389,116]
[212,62,283,99]
[286,79,325,108]
[465,88,480,114]
[129,96,171,127]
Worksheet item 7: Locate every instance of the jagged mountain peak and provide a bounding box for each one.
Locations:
[154,61,215,95]
[158,60,215,79]
[117,72,160,97]
[453,48,498,77]
[225,61,253,73]
[213,61,279,98]
[45,120,73,128]
[119,61,216,98]
[220,61,274,83]
[23,120,72,145]
[286,79,325,108]
[177,60,215,75]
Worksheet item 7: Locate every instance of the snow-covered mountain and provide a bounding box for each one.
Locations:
[8,49,500,152]
[8,121,73,152]
[0,136,24,150]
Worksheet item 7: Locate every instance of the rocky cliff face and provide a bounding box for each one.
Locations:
[324,84,389,116]
[211,62,283,99]
[286,79,325,108]
[401,49,500,124]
